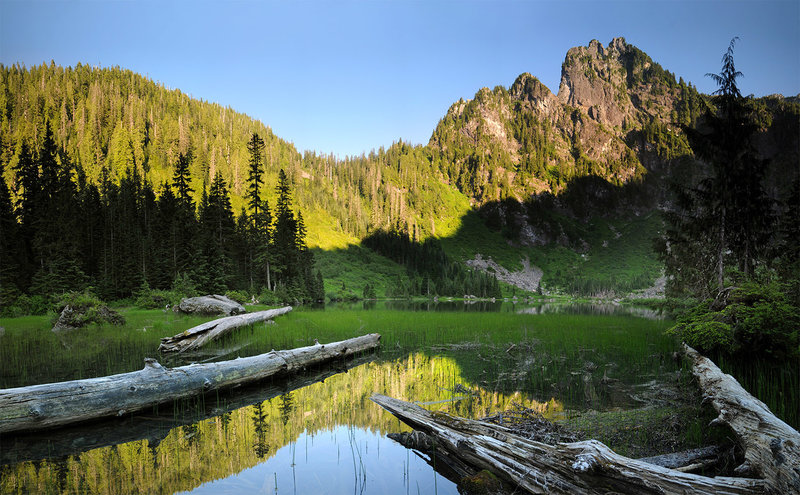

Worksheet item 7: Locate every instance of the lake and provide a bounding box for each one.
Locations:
[0,303,717,494]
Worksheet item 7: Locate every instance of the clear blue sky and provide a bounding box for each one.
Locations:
[2,0,798,157]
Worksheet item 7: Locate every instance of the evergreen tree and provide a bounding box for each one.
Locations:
[244,133,272,291]
[0,162,21,307]
[663,38,773,297]
[272,169,298,288]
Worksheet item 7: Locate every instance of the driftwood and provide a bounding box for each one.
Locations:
[0,333,380,434]
[371,394,765,494]
[1,352,377,465]
[159,306,293,353]
[684,344,800,494]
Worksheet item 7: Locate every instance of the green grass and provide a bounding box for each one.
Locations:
[313,245,407,299]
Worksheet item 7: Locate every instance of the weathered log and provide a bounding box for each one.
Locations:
[0,333,380,434]
[158,306,292,353]
[1,352,377,465]
[684,343,800,494]
[371,394,765,494]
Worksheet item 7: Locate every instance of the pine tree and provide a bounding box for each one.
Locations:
[665,38,773,296]
[0,162,21,307]
[272,169,298,288]
[244,133,271,290]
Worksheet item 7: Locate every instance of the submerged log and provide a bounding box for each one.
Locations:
[684,344,800,494]
[371,394,764,494]
[0,333,380,434]
[159,306,293,353]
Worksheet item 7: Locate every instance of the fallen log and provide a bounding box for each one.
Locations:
[0,333,380,434]
[158,306,293,353]
[1,352,377,465]
[684,344,800,494]
[371,394,765,494]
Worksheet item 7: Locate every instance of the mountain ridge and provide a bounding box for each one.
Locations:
[2,38,798,297]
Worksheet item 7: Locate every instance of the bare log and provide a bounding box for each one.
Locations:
[1,352,377,465]
[371,394,765,494]
[158,306,293,353]
[684,344,800,494]
[0,333,380,434]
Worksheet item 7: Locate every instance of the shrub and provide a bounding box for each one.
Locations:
[668,282,800,359]
[224,290,251,305]
[134,281,178,309]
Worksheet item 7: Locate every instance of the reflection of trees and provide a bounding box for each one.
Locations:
[252,402,269,458]
[278,392,294,426]
[2,353,562,495]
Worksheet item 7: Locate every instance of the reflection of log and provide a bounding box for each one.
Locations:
[371,394,764,494]
[684,344,800,494]
[1,353,377,465]
[0,333,380,434]
[159,306,293,353]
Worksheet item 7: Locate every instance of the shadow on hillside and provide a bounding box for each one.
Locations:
[317,174,664,300]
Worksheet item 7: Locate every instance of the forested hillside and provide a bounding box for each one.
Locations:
[1,38,798,307]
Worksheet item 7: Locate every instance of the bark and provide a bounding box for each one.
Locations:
[371,394,765,494]
[0,333,380,434]
[158,306,293,353]
[684,344,800,494]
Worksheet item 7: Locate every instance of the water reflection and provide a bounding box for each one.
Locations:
[181,426,457,495]
[1,353,561,494]
[323,299,664,318]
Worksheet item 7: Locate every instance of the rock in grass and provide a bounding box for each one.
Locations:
[173,294,245,316]
[51,291,125,332]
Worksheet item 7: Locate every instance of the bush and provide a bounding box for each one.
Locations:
[2,293,52,317]
[258,288,280,305]
[224,290,251,305]
[133,281,178,309]
[668,282,800,359]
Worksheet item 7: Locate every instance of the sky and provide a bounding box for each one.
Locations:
[1,0,798,157]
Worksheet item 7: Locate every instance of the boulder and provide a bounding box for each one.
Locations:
[173,295,245,316]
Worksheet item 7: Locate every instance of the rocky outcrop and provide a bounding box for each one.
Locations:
[52,304,125,332]
[173,295,245,316]
[466,254,543,292]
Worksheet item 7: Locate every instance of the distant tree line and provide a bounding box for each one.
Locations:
[362,228,502,298]
[0,127,323,313]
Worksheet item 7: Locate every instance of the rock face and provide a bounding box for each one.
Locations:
[173,295,245,316]
[465,254,543,292]
[52,305,125,332]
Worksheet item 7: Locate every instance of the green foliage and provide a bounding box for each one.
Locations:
[224,290,251,305]
[52,289,125,328]
[668,282,800,359]
[133,281,178,309]
[171,272,198,299]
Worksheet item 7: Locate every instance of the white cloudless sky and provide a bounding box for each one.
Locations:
[1,0,798,157]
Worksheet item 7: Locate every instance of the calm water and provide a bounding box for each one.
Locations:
[0,304,676,494]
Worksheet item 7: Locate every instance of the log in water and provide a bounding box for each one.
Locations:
[0,333,381,434]
[159,306,293,353]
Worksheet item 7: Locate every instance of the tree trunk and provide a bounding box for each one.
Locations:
[684,344,800,494]
[0,333,380,434]
[371,394,764,494]
[158,306,292,353]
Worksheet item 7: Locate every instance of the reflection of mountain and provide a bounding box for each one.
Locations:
[0,354,562,494]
